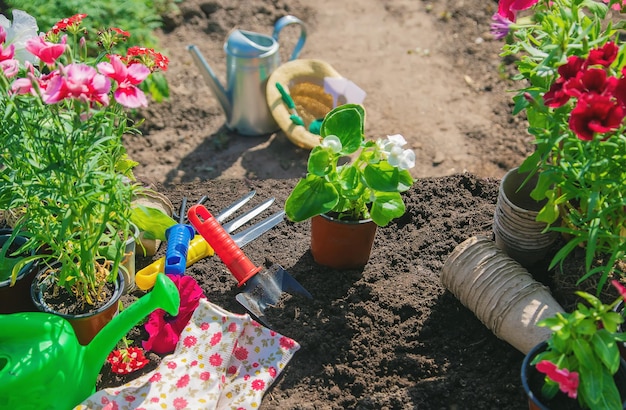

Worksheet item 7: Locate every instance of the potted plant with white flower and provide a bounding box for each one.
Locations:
[491,0,626,294]
[0,10,169,343]
[284,104,416,269]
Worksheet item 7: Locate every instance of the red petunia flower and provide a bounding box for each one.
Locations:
[143,274,206,354]
[569,93,624,140]
[587,41,619,67]
[106,347,149,375]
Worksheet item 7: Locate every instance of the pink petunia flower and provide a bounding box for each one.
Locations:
[97,54,149,108]
[497,0,539,21]
[612,280,626,299]
[602,0,624,11]
[25,35,66,65]
[143,274,206,354]
[536,360,579,399]
[42,63,111,106]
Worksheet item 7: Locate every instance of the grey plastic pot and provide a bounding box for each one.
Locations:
[493,167,559,267]
[441,236,564,354]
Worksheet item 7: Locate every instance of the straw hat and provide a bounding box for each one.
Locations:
[266,59,342,150]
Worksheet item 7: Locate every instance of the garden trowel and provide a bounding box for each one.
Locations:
[188,204,312,327]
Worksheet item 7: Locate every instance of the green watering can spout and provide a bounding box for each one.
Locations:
[0,273,180,410]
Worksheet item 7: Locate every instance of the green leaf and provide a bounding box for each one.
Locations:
[308,146,334,176]
[285,175,339,222]
[591,330,620,375]
[130,206,176,241]
[320,104,365,154]
[370,192,405,227]
[363,162,413,193]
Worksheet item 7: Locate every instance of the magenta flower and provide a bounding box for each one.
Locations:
[42,63,111,106]
[497,0,539,21]
[536,360,579,399]
[97,54,149,108]
[612,280,626,299]
[25,35,66,65]
[142,274,206,354]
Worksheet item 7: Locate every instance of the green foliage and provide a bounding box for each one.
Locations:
[4,0,174,101]
[533,284,626,410]
[0,10,169,304]
[5,0,165,49]
[498,0,626,293]
[284,104,415,227]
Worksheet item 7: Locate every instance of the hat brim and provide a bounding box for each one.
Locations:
[266,59,342,149]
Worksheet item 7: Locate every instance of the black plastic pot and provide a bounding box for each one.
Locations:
[617,300,626,360]
[521,341,626,410]
[0,229,37,314]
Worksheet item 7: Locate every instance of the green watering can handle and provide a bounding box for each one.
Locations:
[0,273,180,410]
[86,272,180,370]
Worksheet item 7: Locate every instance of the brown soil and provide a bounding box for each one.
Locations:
[95,0,580,408]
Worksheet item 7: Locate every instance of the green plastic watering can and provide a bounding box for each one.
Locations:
[0,273,180,410]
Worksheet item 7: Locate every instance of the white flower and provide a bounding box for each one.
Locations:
[0,10,39,65]
[388,145,416,170]
[378,134,415,170]
[321,135,342,153]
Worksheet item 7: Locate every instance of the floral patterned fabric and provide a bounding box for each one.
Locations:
[76,299,301,410]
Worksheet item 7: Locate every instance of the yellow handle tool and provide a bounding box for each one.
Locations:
[135,234,214,290]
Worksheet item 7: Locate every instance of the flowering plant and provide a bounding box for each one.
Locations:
[491,0,626,292]
[0,10,168,306]
[284,104,416,227]
[532,280,626,409]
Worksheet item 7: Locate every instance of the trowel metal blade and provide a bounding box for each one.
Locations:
[235,264,312,327]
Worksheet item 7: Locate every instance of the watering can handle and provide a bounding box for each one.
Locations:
[188,204,262,287]
[272,15,307,61]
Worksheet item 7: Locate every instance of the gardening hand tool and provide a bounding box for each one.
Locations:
[188,204,313,327]
[275,82,305,126]
[164,196,195,275]
[187,15,306,136]
[135,192,281,291]
[0,273,179,410]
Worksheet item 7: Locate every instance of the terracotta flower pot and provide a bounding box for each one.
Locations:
[521,341,626,410]
[310,214,377,270]
[493,167,559,267]
[0,229,37,314]
[31,266,125,345]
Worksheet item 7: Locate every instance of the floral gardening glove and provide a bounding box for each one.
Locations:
[76,299,301,410]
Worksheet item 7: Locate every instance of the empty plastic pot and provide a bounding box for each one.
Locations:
[441,235,564,354]
[493,167,559,267]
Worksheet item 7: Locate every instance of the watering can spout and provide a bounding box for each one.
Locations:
[187,44,232,118]
[84,273,180,382]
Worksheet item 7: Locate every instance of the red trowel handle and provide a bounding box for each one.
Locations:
[188,204,262,287]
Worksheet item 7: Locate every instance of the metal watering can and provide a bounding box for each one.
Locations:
[188,15,306,136]
[0,273,180,410]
